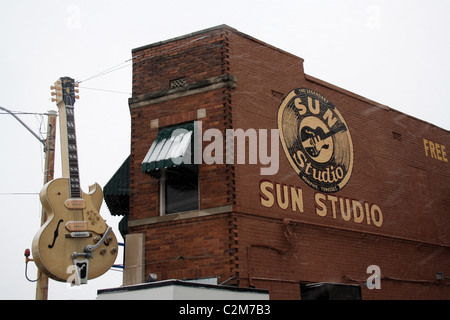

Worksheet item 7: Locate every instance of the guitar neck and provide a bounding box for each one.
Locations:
[56,77,81,199]
[65,105,81,198]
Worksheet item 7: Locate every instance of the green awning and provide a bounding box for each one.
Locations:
[104,156,130,216]
[141,122,194,174]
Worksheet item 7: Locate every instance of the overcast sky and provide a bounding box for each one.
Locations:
[0,0,449,300]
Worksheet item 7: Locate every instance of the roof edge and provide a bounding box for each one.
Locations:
[131,24,303,61]
[306,74,449,132]
[132,24,236,53]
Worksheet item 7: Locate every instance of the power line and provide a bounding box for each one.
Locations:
[78,86,131,95]
[77,59,132,84]
[0,110,54,116]
[76,35,209,84]
[0,106,50,146]
[0,192,39,196]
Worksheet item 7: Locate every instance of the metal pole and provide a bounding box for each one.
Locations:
[35,110,57,300]
[0,106,46,145]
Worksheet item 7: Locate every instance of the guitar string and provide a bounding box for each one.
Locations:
[73,106,83,268]
[65,102,83,278]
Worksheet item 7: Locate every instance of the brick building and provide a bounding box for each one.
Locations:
[104,25,450,299]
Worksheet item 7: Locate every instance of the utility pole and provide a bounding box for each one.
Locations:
[0,106,57,300]
[35,110,57,300]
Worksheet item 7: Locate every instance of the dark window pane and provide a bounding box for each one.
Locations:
[300,283,361,300]
[165,166,198,214]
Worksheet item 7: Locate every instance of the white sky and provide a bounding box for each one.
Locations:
[0,0,449,300]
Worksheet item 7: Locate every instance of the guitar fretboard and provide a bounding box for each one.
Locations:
[65,105,81,199]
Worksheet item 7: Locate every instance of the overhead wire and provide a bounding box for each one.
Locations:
[0,110,54,116]
[3,34,213,137]
[2,35,213,115]
[78,86,131,95]
[75,34,209,85]
[0,192,40,195]
[76,58,133,84]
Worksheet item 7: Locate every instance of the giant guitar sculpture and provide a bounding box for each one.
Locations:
[32,77,118,284]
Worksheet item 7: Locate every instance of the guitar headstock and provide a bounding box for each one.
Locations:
[51,77,79,107]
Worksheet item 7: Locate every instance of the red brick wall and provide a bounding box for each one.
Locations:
[234,214,450,299]
[226,28,450,299]
[131,28,227,95]
[127,25,450,299]
[128,27,237,285]
[130,214,234,283]
[129,26,234,221]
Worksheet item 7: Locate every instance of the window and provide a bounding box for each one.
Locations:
[300,282,361,300]
[160,164,199,215]
[141,121,199,214]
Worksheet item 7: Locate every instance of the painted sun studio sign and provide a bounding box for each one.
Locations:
[278,88,354,193]
[260,88,383,227]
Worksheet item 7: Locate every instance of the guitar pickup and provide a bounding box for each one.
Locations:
[65,198,86,210]
[66,221,88,232]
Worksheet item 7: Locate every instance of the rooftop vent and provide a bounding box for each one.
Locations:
[170,77,187,89]
[271,90,284,100]
[392,131,402,141]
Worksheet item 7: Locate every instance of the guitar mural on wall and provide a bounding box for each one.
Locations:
[32,77,118,285]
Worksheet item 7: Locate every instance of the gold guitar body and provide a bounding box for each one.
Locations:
[32,178,118,282]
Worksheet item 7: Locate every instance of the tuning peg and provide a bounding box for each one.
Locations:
[51,79,64,104]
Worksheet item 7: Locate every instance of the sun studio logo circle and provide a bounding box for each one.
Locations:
[278,88,354,193]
